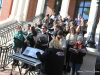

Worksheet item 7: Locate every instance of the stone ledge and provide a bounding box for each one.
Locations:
[86,47,100,56]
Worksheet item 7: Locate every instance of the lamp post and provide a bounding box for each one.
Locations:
[87,0,100,48]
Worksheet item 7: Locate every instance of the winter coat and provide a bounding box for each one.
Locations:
[36,48,64,75]
[81,26,87,37]
[12,31,24,48]
[70,42,86,64]
[66,33,77,46]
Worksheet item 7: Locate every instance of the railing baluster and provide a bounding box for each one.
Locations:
[0,13,44,69]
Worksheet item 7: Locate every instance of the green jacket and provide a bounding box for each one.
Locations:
[12,31,24,48]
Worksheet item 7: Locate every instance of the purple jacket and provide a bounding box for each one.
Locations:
[75,18,81,25]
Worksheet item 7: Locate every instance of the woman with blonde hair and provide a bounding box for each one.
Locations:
[49,39,63,50]
[36,39,64,75]
[56,30,67,73]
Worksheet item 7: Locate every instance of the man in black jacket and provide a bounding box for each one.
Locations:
[35,25,52,51]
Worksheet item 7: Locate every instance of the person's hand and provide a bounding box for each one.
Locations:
[35,38,40,43]
[75,50,80,53]
[36,51,40,55]
[51,35,54,39]
[69,49,71,51]
[35,40,37,43]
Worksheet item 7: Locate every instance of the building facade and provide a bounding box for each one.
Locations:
[0,0,99,21]
[0,0,100,42]
[0,0,100,75]
[0,0,100,21]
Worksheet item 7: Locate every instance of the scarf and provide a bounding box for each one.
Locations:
[73,41,83,49]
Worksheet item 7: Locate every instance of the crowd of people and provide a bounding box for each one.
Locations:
[12,10,87,75]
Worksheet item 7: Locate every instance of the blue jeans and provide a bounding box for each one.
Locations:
[70,62,82,73]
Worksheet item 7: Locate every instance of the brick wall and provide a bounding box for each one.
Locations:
[26,0,38,20]
[68,0,77,20]
[46,0,56,15]
[0,0,13,21]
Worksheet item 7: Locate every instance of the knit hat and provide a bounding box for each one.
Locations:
[77,34,83,41]
[53,31,57,36]
[57,30,63,35]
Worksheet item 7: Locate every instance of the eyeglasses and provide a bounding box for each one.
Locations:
[41,28,46,29]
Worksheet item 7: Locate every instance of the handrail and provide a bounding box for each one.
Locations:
[0,13,44,70]
[0,13,44,46]
[0,44,14,69]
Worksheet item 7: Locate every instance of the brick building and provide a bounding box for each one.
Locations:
[0,0,100,75]
[0,0,99,22]
[0,0,100,39]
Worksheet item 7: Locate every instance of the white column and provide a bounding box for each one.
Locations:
[86,0,98,42]
[23,0,30,21]
[60,0,70,18]
[9,0,19,19]
[15,0,26,21]
[88,0,97,23]
[35,0,46,16]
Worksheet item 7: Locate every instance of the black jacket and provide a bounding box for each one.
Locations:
[36,48,64,75]
[81,26,87,36]
[70,45,86,64]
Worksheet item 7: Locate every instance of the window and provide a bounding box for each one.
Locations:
[54,0,62,15]
[74,0,91,22]
[0,0,3,15]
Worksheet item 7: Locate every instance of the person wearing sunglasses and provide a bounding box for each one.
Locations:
[35,24,52,51]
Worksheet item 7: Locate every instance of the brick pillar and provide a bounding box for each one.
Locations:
[68,0,77,20]
[0,0,13,21]
[26,0,38,20]
[46,0,56,15]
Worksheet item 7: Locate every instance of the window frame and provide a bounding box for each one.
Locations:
[0,0,3,15]
[54,0,62,15]
[74,0,91,22]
